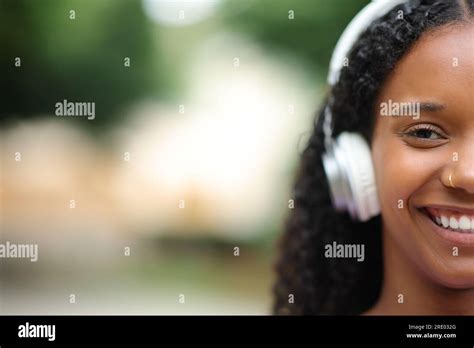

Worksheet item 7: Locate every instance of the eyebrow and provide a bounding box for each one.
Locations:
[419,102,445,112]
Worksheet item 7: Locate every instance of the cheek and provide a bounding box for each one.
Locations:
[372,134,417,262]
[372,136,440,214]
[372,132,435,260]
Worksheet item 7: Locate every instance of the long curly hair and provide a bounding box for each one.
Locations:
[273,0,474,315]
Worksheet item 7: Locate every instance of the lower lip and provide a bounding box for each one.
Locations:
[418,209,474,246]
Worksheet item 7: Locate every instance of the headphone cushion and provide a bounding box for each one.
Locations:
[335,132,380,221]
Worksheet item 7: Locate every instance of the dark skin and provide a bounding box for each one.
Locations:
[366,24,474,315]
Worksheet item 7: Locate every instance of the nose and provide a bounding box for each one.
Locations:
[442,147,474,194]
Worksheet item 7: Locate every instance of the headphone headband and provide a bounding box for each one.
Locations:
[327,0,407,86]
[324,0,407,148]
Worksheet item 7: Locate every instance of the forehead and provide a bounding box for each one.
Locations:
[379,23,474,104]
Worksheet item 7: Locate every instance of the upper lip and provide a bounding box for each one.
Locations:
[418,204,474,215]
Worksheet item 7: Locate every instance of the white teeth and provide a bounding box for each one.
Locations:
[441,215,449,228]
[459,216,471,230]
[430,212,474,232]
[449,217,459,229]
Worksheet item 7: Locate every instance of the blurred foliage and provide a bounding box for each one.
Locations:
[223,0,368,76]
[0,0,161,129]
[0,0,369,130]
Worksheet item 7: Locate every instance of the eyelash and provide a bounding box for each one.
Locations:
[400,124,447,140]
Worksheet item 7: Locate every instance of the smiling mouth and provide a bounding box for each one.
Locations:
[420,206,474,234]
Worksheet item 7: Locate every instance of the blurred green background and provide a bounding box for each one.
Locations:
[0,0,367,314]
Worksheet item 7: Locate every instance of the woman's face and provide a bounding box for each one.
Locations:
[372,24,474,289]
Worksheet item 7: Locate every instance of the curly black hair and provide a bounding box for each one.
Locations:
[273,0,474,315]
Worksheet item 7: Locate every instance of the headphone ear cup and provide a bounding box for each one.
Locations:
[322,132,380,221]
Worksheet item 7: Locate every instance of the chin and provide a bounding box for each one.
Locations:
[435,271,474,290]
[418,238,474,290]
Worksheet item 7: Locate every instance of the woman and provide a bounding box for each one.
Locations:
[274,0,474,315]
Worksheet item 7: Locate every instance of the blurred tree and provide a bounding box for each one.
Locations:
[0,0,163,130]
[223,0,368,77]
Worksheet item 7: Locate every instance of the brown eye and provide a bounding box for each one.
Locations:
[398,124,448,148]
[407,128,442,139]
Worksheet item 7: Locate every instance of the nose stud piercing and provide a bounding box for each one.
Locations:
[448,173,456,189]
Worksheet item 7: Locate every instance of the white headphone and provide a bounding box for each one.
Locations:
[322,0,407,221]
